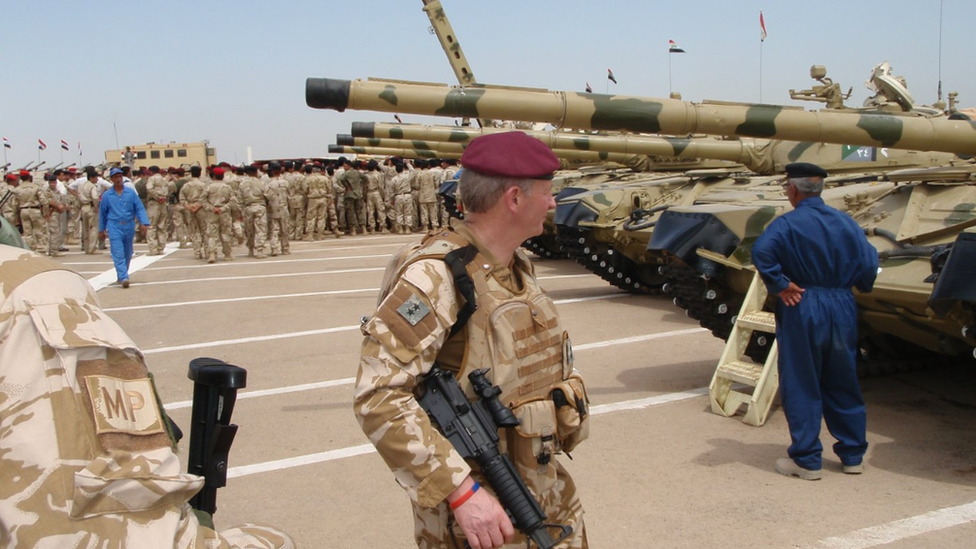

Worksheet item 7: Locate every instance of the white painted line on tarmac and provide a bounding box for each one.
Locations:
[575,327,708,350]
[90,242,180,292]
[143,325,360,355]
[105,288,380,312]
[228,445,377,478]
[165,377,357,411]
[131,267,387,287]
[590,387,709,414]
[143,294,662,354]
[143,253,393,271]
[807,500,976,549]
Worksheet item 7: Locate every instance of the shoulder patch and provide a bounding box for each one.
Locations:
[397,292,431,326]
[84,375,166,435]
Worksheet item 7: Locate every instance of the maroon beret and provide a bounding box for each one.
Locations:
[213,167,225,176]
[460,132,558,179]
[5,173,17,181]
[19,170,30,177]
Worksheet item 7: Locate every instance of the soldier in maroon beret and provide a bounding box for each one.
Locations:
[355,132,589,549]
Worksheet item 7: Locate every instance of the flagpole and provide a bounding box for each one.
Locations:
[669,53,673,95]
[759,40,764,103]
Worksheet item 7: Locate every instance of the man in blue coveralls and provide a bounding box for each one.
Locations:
[752,162,878,480]
[99,167,150,288]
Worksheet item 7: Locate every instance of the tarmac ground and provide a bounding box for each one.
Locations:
[59,232,976,549]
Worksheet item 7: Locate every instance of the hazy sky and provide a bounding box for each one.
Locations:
[1,0,971,167]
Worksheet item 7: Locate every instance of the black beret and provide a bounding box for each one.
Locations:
[244,165,258,173]
[44,173,56,181]
[461,132,559,179]
[785,162,828,179]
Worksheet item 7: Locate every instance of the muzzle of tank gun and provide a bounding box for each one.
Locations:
[336,134,355,146]
[351,122,377,138]
[306,78,351,111]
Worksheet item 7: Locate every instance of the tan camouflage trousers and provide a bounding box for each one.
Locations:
[207,210,234,260]
[219,524,296,549]
[365,191,387,232]
[244,203,268,256]
[80,205,99,254]
[418,201,439,230]
[146,200,168,254]
[268,215,289,255]
[47,212,63,255]
[66,196,80,242]
[20,208,47,254]
[289,198,306,240]
[171,204,188,247]
[410,458,586,549]
[188,207,210,259]
[305,196,338,238]
[394,195,414,231]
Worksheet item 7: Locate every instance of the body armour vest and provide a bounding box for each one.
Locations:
[375,228,573,410]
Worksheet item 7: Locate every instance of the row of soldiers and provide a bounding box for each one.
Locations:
[1,168,87,256]
[1,155,462,261]
[136,156,461,261]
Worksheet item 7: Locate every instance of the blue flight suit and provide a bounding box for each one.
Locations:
[99,186,150,283]
[752,196,878,470]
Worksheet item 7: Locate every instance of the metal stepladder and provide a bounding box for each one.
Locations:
[709,270,779,426]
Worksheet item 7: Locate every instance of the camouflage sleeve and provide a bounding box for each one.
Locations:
[353,258,472,508]
[0,253,293,549]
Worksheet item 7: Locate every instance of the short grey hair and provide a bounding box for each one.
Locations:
[788,176,823,194]
[458,170,534,214]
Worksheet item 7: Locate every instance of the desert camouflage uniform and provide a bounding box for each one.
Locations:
[239,176,271,258]
[14,180,50,254]
[354,219,589,549]
[417,169,440,231]
[284,170,307,240]
[46,186,66,256]
[1,181,20,228]
[304,172,339,239]
[180,177,210,259]
[78,179,101,254]
[204,179,237,262]
[171,177,190,248]
[224,172,246,245]
[145,173,171,255]
[391,171,414,234]
[266,175,290,256]
[364,170,388,233]
[380,164,398,228]
[0,245,294,549]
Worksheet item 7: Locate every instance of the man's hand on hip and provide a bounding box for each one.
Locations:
[779,282,805,306]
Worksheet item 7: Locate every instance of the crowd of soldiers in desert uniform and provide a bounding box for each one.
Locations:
[1,156,461,262]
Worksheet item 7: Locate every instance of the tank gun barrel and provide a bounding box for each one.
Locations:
[352,121,762,170]
[332,139,647,167]
[307,77,976,156]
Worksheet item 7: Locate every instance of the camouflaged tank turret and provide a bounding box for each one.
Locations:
[649,165,976,364]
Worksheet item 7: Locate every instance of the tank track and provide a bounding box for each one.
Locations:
[661,261,773,362]
[522,235,568,260]
[554,227,661,294]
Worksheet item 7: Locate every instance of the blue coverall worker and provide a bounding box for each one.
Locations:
[98,168,150,288]
[751,162,878,479]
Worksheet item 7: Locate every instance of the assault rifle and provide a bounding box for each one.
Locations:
[186,357,247,516]
[418,365,572,549]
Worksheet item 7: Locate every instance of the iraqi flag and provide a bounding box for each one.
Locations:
[607,69,617,84]
[760,11,768,41]
[61,139,70,151]
[38,139,47,150]
[669,40,685,53]
[2,137,10,149]
[585,82,593,93]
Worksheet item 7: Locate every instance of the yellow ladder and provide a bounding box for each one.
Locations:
[709,271,779,426]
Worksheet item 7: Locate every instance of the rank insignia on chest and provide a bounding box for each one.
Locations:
[398,293,431,326]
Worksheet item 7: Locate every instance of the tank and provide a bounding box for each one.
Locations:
[307,71,976,361]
